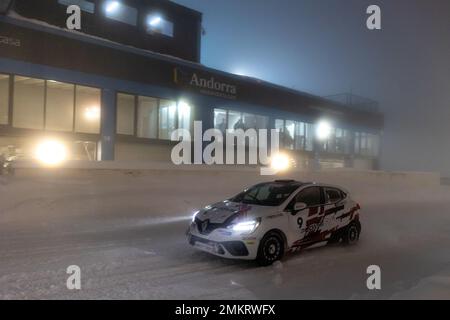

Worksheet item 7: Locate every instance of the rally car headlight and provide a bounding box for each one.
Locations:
[230,218,261,234]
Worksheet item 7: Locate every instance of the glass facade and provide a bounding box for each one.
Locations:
[119,94,192,140]
[75,85,101,134]
[355,131,379,157]
[214,109,227,133]
[227,110,242,131]
[0,74,9,125]
[294,121,314,151]
[146,14,174,37]
[117,93,135,135]
[0,72,381,164]
[7,76,101,133]
[46,81,75,132]
[276,118,314,151]
[178,101,192,132]
[104,2,138,26]
[13,76,45,129]
[137,96,158,139]
[159,99,177,140]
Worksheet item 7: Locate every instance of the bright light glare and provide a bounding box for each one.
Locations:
[270,153,290,172]
[105,1,120,13]
[84,106,100,121]
[316,120,332,140]
[232,220,259,233]
[35,140,67,166]
[148,15,162,27]
[178,101,190,117]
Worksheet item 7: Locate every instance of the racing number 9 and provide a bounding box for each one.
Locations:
[297,217,303,229]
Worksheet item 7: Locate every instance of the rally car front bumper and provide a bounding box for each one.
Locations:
[186,223,260,260]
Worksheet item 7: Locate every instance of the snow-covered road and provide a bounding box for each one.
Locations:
[1,169,450,299]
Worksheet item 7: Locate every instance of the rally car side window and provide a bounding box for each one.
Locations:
[324,188,343,204]
[286,186,322,210]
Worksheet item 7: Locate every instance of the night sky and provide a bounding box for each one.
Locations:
[173,0,450,175]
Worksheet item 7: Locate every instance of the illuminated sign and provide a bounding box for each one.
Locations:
[174,68,237,100]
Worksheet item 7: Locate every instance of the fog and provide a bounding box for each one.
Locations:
[174,0,450,176]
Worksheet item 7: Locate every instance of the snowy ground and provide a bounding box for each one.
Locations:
[0,168,450,300]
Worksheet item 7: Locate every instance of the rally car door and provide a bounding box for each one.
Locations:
[321,187,345,235]
[285,186,324,249]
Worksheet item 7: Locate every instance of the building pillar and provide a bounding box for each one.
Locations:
[344,131,355,168]
[99,88,116,161]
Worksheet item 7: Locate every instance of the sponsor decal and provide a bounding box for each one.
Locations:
[0,35,20,47]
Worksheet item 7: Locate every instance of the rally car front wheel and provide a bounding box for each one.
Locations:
[256,231,284,266]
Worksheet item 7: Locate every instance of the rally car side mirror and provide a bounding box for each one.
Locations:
[294,202,308,211]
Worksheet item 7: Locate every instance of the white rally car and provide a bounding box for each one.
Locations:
[187,180,361,265]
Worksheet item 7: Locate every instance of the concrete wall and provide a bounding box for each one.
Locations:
[114,143,175,162]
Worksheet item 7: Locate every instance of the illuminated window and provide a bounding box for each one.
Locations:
[137,96,158,139]
[275,119,285,147]
[242,113,257,130]
[146,13,174,37]
[75,85,101,134]
[214,109,227,133]
[159,99,177,140]
[0,74,9,125]
[285,120,295,150]
[117,93,135,135]
[294,122,306,150]
[304,123,314,151]
[58,0,95,13]
[46,81,75,132]
[177,101,192,132]
[13,76,45,129]
[255,115,268,130]
[228,110,242,131]
[103,1,138,26]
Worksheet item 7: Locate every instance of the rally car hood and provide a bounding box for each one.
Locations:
[196,201,276,225]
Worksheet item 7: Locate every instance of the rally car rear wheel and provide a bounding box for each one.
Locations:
[342,221,361,245]
[256,232,284,266]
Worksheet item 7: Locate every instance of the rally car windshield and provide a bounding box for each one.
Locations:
[231,183,300,206]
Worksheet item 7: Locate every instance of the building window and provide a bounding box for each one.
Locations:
[46,81,75,132]
[255,115,268,130]
[242,113,257,130]
[335,128,351,154]
[0,74,9,125]
[275,119,285,147]
[58,0,95,13]
[75,85,101,134]
[103,1,138,26]
[159,99,177,140]
[117,93,135,135]
[355,132,361,154]
[13,76,45,129]
[228,110,243,131]
[214,109,227,133]
[146,13,174,37]
[177,101,192,132]
[294,122,306,151]
[137,96,158,139]
[285,120,295,150]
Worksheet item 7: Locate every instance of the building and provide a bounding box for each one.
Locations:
[0,0,383,169]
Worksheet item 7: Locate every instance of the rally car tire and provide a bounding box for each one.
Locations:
[256,231,284,266]
[342,221,361,245]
